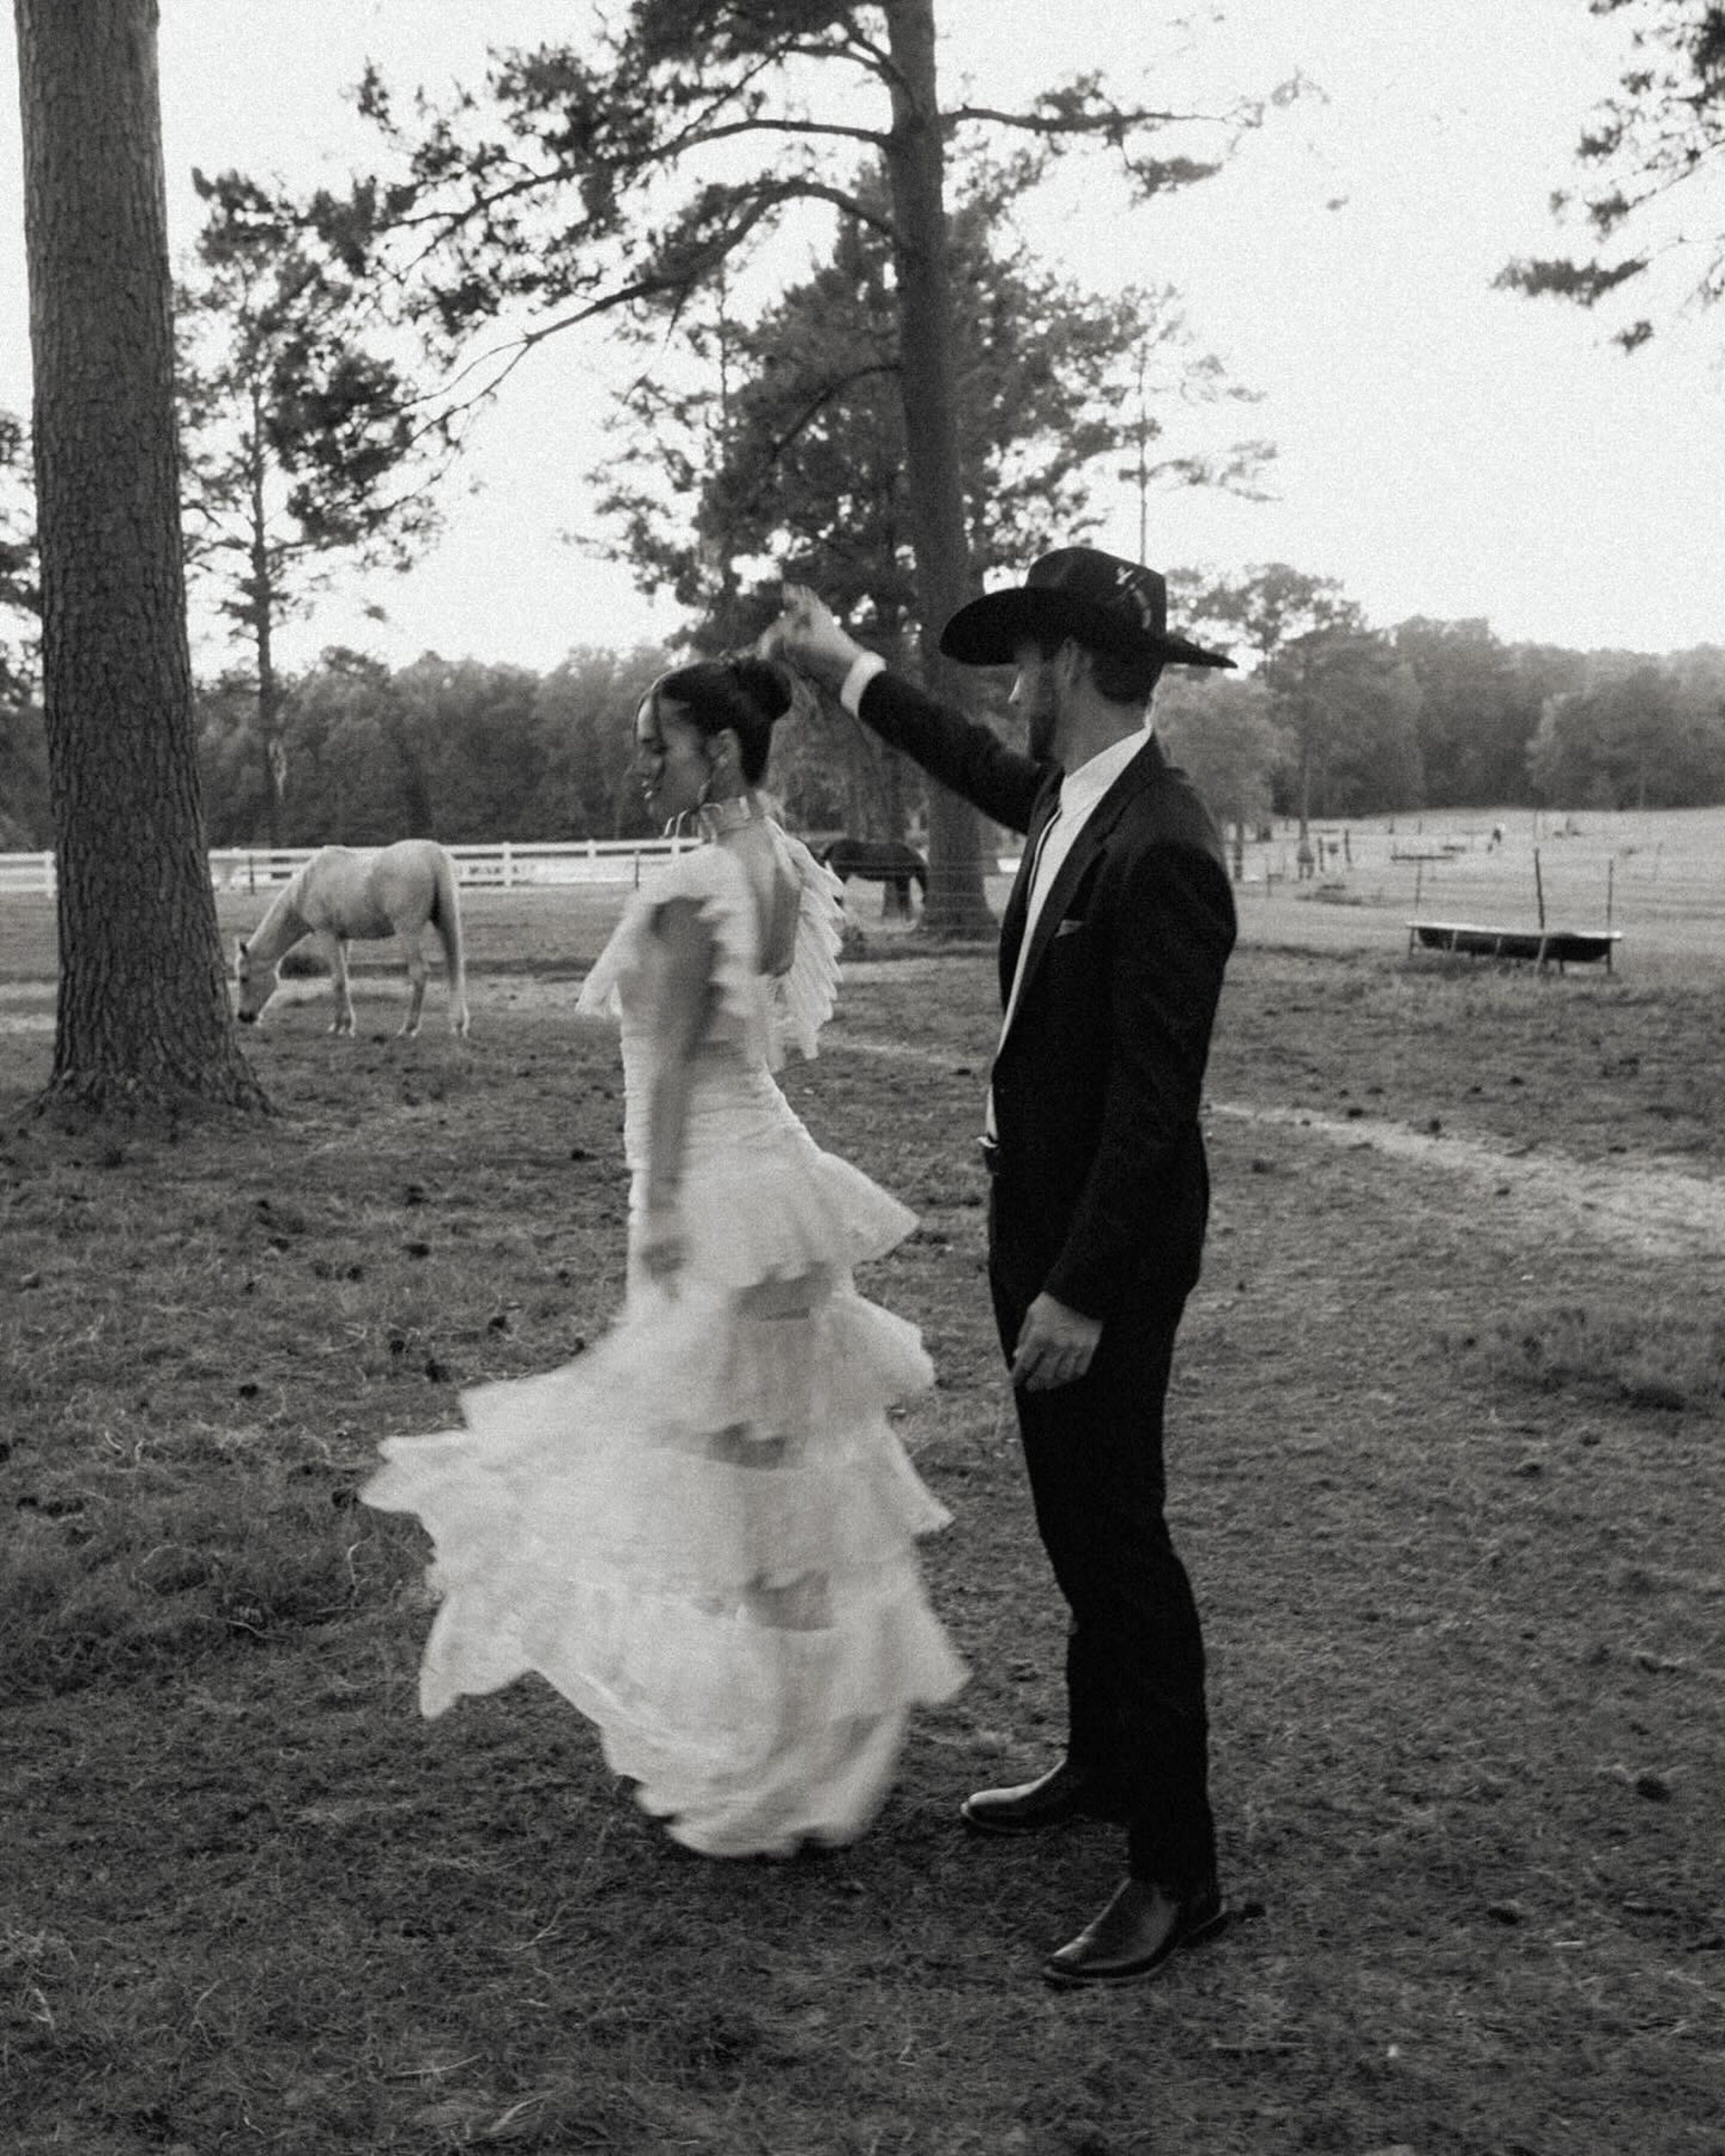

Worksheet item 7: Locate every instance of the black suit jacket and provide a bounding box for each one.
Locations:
[856,669,1236,1321]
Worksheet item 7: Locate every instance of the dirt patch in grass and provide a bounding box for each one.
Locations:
[3,930,1723,2153]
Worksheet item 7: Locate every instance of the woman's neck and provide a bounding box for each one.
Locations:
[698,790,762,839]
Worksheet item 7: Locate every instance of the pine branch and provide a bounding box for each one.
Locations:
[945,99,1227,136]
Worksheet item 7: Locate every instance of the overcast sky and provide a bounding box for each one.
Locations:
[3,0,1722,676]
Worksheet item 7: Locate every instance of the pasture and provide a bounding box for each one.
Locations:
[3,809,1723,2154]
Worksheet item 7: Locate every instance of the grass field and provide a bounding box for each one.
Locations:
[3,817,1723,2154]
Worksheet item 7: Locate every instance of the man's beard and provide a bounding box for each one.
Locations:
[1026,696,1058,767]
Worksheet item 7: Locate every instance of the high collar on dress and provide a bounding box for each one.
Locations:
[695,794,761,838]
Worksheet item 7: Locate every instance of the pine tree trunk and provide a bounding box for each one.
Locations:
[248,393,285,849]
[16,0,266,1114]
[881,0,993,939]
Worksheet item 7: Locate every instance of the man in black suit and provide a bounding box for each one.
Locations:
[768,548,1238,1986]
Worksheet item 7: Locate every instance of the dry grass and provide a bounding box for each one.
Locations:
[2,875,1723,2154]
[1477,1304,1725,1415]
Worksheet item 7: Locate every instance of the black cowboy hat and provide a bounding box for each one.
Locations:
[940,546,1234,670]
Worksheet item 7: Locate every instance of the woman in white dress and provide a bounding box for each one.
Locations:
[362,655,965,1857]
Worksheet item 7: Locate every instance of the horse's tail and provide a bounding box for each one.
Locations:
[430,844,467,1000]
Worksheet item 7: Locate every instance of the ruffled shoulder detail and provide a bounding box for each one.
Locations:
[768,831,845,1066]
[575,844,762,1056]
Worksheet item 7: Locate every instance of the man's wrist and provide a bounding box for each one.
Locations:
[838,650,888,715]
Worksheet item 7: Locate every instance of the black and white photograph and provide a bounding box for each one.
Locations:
[2,4,1721,2151]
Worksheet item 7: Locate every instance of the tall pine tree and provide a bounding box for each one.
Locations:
[15,0,265,1115]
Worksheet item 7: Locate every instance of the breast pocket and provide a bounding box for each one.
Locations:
[1033,915,1102,1038]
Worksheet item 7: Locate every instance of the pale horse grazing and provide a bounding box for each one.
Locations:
[234,841,470,1038]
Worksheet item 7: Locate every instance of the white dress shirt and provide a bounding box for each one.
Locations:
[985,725,1152,1137]
[999,725,1150,1039]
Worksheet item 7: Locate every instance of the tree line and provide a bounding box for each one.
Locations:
[7,597,1721,860]
[187,621,1725,846]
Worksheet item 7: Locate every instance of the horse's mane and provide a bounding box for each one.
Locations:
[249,853,320,948]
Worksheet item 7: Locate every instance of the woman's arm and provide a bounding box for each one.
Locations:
[640,896,718,1284]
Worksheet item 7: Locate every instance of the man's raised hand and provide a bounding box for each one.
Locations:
[760,583,863,696]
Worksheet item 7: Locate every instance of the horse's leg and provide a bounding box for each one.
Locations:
[439,922,468,1039]
[446,963,470,1038]
[398,928,429,1037]
[317,932,354,1035]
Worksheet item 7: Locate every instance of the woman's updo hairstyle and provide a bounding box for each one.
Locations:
[646,655,795,786]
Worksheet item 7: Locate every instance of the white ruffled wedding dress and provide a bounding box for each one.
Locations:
[361,824,966,1855]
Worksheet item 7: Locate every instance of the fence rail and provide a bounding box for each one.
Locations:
[0,838,707,898]
[4,831,1722,926]
[0,851,53,895]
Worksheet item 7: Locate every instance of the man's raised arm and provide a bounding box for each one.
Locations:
[764,585,1043,834]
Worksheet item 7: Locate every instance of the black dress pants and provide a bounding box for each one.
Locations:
[989,1267,1216,1887]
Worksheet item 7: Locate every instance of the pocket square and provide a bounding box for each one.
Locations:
[1053,918,1086,938]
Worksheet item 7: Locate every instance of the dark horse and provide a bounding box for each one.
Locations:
[816,837,929,919]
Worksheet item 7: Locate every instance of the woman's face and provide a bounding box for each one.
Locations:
[634,693,713,824]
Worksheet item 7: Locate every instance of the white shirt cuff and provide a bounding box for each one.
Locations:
[839,650,888,715]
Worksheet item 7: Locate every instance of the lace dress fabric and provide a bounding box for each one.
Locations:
[361,828,965,1856]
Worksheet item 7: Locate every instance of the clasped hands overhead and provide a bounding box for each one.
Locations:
[757,583,863,696]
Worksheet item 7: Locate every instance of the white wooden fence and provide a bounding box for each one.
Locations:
[0,837,705,898]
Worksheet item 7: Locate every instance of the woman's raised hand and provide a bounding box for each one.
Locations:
[759,584,862,693]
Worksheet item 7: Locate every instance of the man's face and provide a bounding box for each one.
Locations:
[1009,640,1065,765]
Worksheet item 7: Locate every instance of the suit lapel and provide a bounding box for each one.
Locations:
[1000,737,1164,1048]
